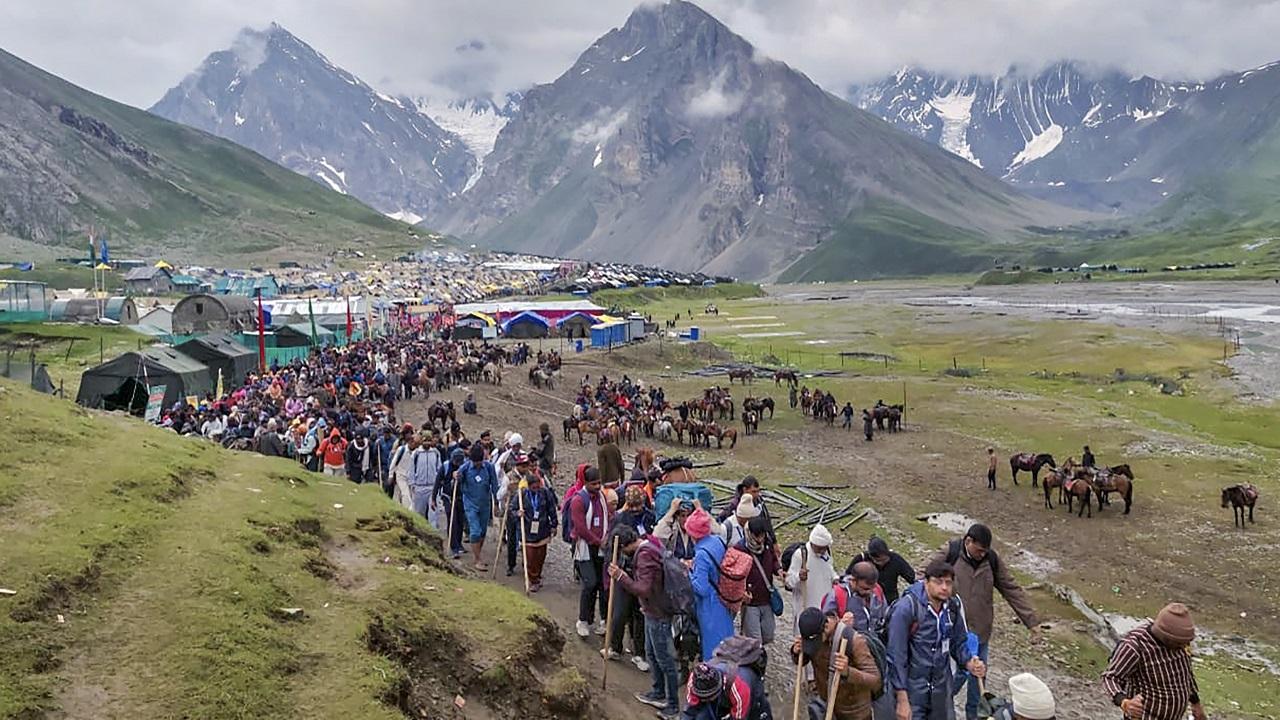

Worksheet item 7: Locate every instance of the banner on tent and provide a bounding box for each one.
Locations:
[145,385,167,423]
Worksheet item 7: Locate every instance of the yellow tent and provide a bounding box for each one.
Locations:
[155,260,173,269]
[94,263,111,271]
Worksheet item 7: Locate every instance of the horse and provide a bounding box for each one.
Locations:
[742,410,759,435]
[657,417,675,442]
[427,401,455,432]
[773,369,798,387]
[1093,465,1135,514]
[728,368,753,384]
[483,361,502,385]
[1010,453,1057,487]
[1044,466,1095,515]
[1223,484,1259,528]
[757,397,775,419]
[562,416,579,442]
[717,396,735,421]
[718,427,738,449]
[576,420,595,446]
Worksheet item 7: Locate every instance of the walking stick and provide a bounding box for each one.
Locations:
[447,470,461,555]
[517,484,531,594]
[601,536,621,691]
[491,493,510,579]
[823,635,849,720]
[791,644,806,720]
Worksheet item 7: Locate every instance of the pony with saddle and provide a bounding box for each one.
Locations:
[1009,453,1056,487]
[1222,483,1260,528]
[1042,463,1093,517]
[1092,464,1135,514]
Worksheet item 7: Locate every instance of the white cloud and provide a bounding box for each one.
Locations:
[571,109,630,145]
[229,26,270,73]
[686,68,745,119]
[3,0,1280,109]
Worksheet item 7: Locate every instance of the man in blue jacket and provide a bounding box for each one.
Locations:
[887,558,986,720]
[458,444,500,571]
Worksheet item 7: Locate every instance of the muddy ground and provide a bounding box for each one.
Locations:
[397,352,1141,719]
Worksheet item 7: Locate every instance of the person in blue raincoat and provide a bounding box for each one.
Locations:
[887,558,986,720]
[686,508,733,660]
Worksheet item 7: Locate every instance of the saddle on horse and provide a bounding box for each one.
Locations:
[1236,483,1260,502]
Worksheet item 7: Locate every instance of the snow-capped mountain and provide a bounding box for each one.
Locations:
[851,63,1202,210]
[150,23,475,221]
[439,0,1075,280]
[413,93,522,192]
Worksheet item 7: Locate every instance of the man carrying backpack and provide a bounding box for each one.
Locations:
[928,524,1039,720]
[681,661,771,720]
[887,559,985,720]
[791,607,883,720]
[823,562,894,720]
[610,532,682,719]
[570,468,614,638]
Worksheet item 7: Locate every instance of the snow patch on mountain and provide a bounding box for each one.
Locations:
[386,210,423,225]
[416,96,518,192]
[1008,123,1063,172]
[929,91,981,167]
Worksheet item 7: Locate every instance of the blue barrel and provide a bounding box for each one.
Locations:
[689,326,701,341]
[575,339,584,352]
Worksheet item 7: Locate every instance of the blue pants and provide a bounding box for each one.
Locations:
[462,498,491,543]
[955,640,989,720]
[644,617,680,714]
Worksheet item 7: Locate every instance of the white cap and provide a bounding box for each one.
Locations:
[1008,673,1055,719]
[509,433,524,446]
[809,524,832,548]
[736,495,761,519]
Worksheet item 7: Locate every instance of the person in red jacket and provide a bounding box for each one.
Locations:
[318,429,347,476]
[570,469,614,638]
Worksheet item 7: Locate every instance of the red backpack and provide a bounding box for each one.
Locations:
[716,544,754,614]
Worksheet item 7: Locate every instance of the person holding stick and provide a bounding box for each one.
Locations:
[499,452,537,577]
[791,607,882,720]
[457,443,500,572]
[433,447,468,559]
[516,460,557,592]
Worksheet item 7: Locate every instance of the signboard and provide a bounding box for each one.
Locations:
[144,385,167,423]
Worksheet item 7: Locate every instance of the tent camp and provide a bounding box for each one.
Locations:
[556,311,595,339]
[175,334,257,389]
[275,323,335,348]
[48,297,139,325]
[172,294,256,335]
[77,347,213,413]
[454,312,497,340]
[501,310,550,339]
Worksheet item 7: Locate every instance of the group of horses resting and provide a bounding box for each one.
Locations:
[1009,453,1135,518]
[561,385,777,451]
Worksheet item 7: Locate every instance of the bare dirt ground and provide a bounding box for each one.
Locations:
[399,351,1139,719]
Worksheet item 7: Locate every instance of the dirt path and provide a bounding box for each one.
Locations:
[398,351,1246,719]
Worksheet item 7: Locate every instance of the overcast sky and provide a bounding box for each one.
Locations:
[5,0,1280,108]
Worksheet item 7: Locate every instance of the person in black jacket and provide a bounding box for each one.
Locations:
[845,536,916,604]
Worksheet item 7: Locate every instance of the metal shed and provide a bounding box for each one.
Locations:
[172,294,256,335]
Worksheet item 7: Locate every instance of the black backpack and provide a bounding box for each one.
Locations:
[659,456,694,473]
[780,542,808,574]
[661,548,697,616]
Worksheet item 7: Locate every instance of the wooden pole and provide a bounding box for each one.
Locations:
[791,646,806,720]
[601,536,621,690]
[491,493,511,578]
[517,483,531,594]
[823,635,849,720]
[447,469,461,556]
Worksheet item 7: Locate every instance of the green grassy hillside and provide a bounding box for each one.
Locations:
[0,380,586,719]
[0,49,423,264]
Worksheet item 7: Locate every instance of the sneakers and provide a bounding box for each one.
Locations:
[575,621,590,638]
[656,707,680,719]
[631,656,651,672]
[506,567,514,577]
[634,692,666,709]
[593,620,607,636]
[600,648,620,661]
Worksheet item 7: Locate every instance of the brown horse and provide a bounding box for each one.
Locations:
[562,416,580,443]
[742,410,759,435]
[576,420,595,446]
[1093,464,1135,514]
[774,369,798,387]
[1043,467,1093,517]
[756,397,775,419]
[1223,484,1259,528]
[1010,453,1056,487]
[728,369,753,384]
[718,427,739,449]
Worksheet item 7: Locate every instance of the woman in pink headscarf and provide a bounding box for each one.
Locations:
[687,508,734,659]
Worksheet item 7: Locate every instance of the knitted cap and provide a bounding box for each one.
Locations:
[1150,602,1196,645]
[690,663,723,701]
[685,508,713,540]
[1008,673,1055,719]
[736,495,761,519]
[809,524,832,548]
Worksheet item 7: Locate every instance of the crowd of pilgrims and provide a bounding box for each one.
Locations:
[150,329,1202,720]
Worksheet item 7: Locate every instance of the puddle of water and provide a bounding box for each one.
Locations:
[920,511,980,535]
[1103,613,1280,675]
[738,331,805,338]
[803,340,830,345]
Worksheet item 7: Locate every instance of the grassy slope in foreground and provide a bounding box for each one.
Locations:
[0,380,588,719]
[0,49,423,264]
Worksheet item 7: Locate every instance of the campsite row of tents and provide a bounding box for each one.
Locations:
[75,334,257,415]
[453,310,648,345]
